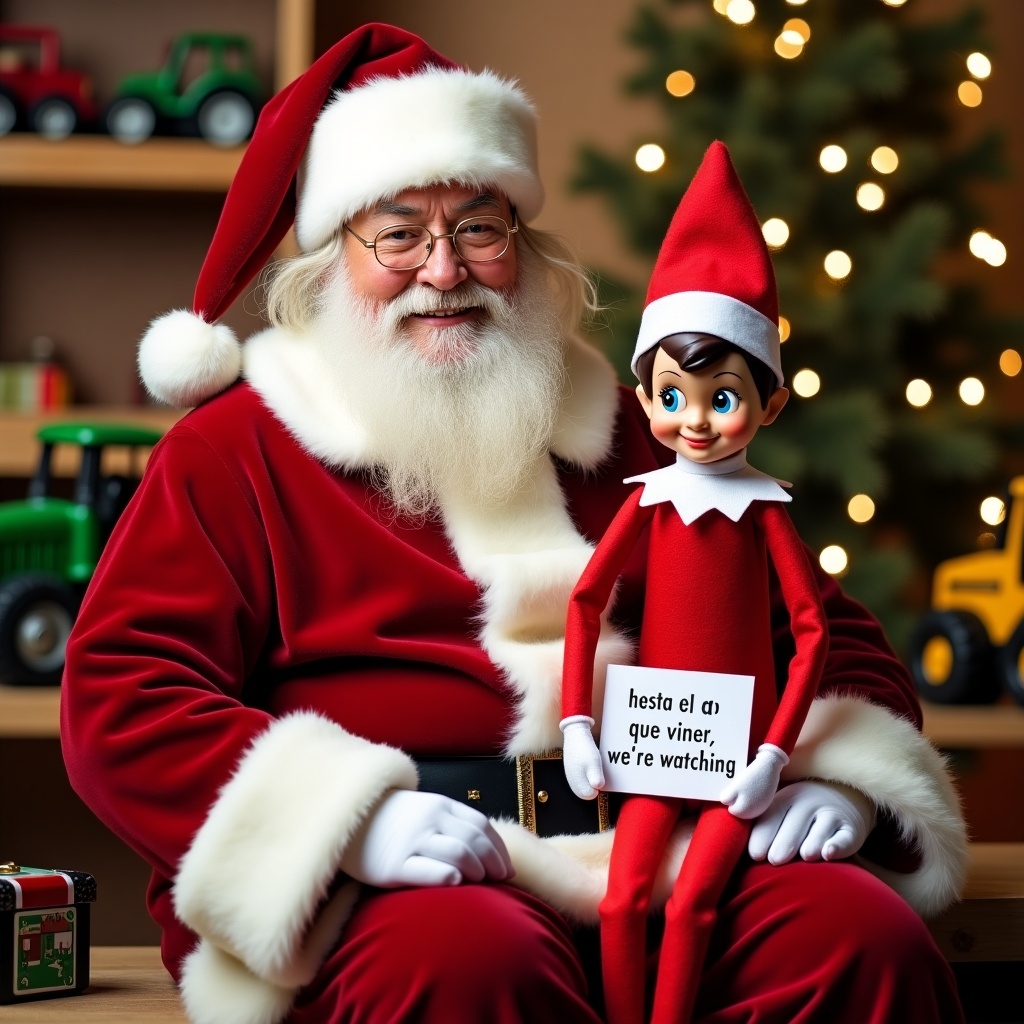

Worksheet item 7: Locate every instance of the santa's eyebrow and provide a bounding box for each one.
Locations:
[372,193,501,218]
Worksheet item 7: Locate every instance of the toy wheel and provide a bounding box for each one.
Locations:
[0,574,78,686]
[30,97,77,140]
[998,620,1024,706]
[0,89,17,137]
[908,609,1000,704]
[106,97,157,143]
[196,90,255,147]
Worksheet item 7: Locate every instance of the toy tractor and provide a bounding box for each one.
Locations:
[0,24,97,139]
[0,422,163,687]
[105,32,262,147]
[908,476,1024,706]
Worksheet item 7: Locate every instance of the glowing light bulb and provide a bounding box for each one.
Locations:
[783,18,811,41]
[906,379,932,407]
[969,230,993,258]
[824,250,852,280]
[819,545,849,576]
[980,496,1006,526]
[666,71,696,97]
[774,33,804,59]
[819,145,847,173]
[958,81,983,107]
[793,369,820,397]
[785,0,809,5]
[1000,349,1022,377]
[778,316,791,342]
[967,53,992,79]
[959,377,985,406]
[713,0,730,13]
[870,146,899,174]
[881,0,908,6]
[848,494,876,524]
[635,144,666,172]
[857,182,885,211]
[985,239,1007,267]
[726,0,756,25]
[762,217,790,248]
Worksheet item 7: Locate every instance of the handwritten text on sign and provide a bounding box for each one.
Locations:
[599,664,755,800]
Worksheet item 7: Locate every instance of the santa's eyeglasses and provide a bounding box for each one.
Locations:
[343,214,519,271]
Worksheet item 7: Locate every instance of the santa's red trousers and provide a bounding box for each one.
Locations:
[288,859,963,1023]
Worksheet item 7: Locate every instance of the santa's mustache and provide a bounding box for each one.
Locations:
[374,281,511,329]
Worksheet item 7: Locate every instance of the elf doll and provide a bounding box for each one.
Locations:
[560,142,829,1024]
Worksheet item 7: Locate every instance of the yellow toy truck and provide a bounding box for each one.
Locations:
[908,476,1024,705]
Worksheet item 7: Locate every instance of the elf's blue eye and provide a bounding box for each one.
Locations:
[659,387,684,413]
[712,388,740,414]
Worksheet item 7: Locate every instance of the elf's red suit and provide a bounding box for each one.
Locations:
[562,461,826,1024]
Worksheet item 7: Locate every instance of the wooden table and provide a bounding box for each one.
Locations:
[927,842,1024,961]
[4,946,184,1022]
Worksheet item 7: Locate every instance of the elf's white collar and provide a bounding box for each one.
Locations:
[624,450,791,525]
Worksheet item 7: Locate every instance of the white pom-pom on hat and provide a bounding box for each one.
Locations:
[138,310,241,408]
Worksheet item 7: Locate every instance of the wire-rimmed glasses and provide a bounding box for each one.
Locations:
[344,214,519,270]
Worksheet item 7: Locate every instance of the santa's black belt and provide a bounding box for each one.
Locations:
[414,751,614,838]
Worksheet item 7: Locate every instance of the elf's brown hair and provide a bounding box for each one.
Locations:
[635,333,778,410]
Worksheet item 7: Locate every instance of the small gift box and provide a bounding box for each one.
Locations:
[0,861,96,1004]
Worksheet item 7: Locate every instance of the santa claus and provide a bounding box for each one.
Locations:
[62,23,967,1024]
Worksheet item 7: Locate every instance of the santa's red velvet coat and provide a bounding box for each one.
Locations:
[61,329,966,1024]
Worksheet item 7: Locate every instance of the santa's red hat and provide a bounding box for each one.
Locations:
[631,141,782,386]
[139,23,543,408]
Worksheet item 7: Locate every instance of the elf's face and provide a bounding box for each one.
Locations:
[636,346,788,464]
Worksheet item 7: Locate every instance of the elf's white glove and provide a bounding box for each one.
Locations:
[748,780,877,865]
[340,789,515,888]
[560,716,605,800]
[720,743,788,819]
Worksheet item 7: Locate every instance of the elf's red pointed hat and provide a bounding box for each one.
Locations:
[631,141,782,386]
[139,22,544,408]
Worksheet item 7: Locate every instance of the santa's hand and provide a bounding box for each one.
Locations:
[560,716,605,799]
[340,789,514,888]
[748,780,877,865]
[720,743,788,819]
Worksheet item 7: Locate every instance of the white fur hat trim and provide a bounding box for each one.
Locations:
[632,290,783,386]
[296,67,543,251]
[138,309,242,408]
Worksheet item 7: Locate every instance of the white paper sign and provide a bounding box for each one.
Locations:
[598,664,755,800]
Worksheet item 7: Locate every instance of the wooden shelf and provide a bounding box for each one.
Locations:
[0,407,185,477]
[3,685,1023,745]
[921,702,1024,749]
[0,684,61,738]
[0,136,244,192]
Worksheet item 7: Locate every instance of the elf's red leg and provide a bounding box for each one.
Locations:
[651,804,751,1024]
[600,795,681,1024]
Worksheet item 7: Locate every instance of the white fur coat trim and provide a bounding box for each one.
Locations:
[173,712,415,1000]
[245,326,626,755]
[781,694,968,918]
[297,67,543,251]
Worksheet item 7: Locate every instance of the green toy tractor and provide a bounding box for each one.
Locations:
[105,32,263,147]
[0,422,163,686]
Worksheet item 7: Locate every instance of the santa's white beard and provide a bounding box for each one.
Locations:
[310,248,567,516]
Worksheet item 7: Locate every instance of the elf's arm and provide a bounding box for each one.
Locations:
[721,501,828,818]
[561,487,652,798]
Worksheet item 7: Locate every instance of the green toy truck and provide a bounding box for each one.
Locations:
[0,422,163,686]
[105,32,263,147]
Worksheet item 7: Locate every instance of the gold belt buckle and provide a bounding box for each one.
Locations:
[515,750,611,834]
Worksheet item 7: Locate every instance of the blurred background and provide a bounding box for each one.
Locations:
[0,0,1021,978]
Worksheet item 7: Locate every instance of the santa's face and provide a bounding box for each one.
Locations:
[636,347,788,464]
[342,183,519,363]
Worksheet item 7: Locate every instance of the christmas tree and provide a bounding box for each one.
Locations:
[574,0,1024,650]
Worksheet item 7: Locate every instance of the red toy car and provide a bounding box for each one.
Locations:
[0,24,97,139]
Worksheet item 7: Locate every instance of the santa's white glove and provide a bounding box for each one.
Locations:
[560,716,605,799]
[340,789,515,888]
[720,743,788,819]
[748,780,877,865]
